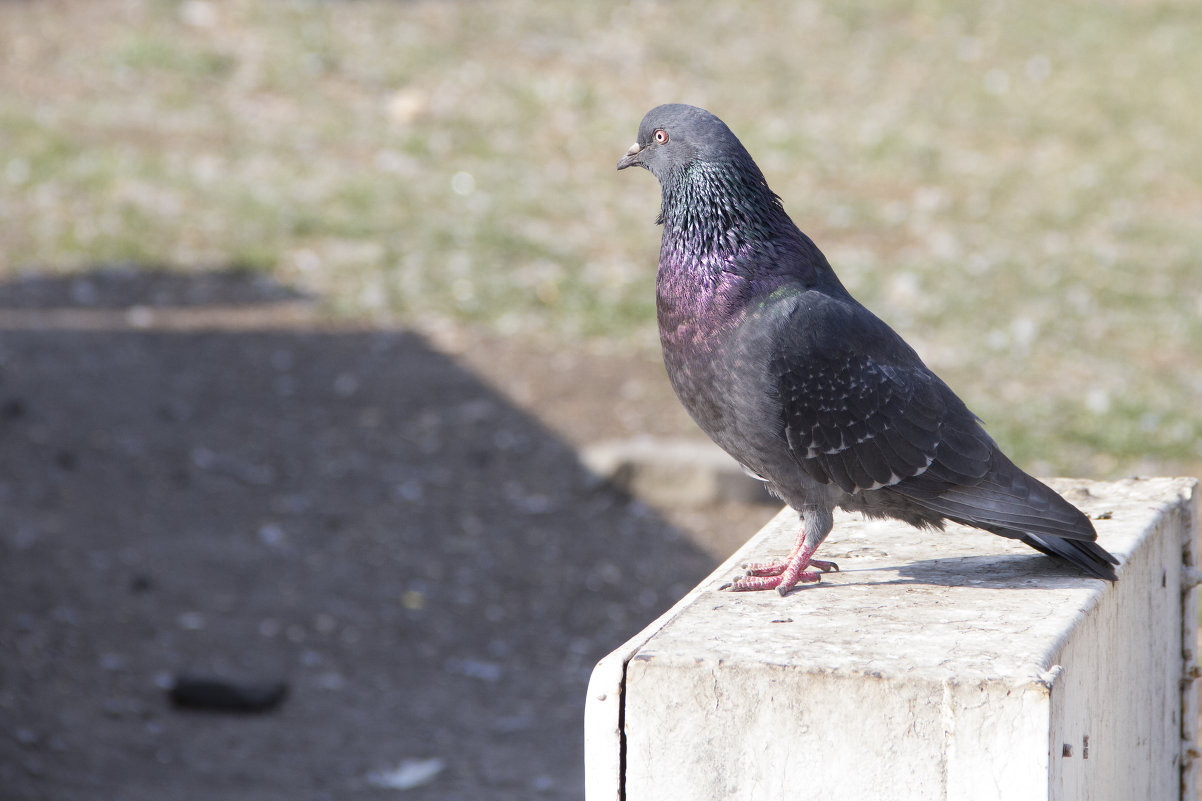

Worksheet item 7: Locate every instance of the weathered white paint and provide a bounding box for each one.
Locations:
[585,477,1198,801]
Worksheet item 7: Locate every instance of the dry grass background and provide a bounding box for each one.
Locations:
[2,2,1201,799]
[1,0,1200,474]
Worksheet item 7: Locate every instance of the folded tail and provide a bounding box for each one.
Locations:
[893,451,1119,580]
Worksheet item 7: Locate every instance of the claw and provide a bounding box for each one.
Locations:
[724,538,836,594]
[722,570,825,593]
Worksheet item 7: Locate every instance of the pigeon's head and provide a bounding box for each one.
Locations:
[616,104,750,183]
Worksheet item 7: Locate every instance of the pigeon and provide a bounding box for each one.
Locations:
[617,104,1118,594]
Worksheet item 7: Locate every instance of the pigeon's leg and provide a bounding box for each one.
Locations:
[725,505,836,595]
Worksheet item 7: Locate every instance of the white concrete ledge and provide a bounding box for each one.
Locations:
[585,477,1199,801]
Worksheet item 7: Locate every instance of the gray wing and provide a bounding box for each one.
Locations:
[771,292,991,497]
[770,291,1113,567]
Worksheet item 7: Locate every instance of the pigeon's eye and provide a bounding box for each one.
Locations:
[653,129,669,144]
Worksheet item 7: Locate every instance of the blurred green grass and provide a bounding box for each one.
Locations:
[0,0,1199,478]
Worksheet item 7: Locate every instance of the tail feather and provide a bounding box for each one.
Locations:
[1019,532,1119,580]
[895,450,1120,580]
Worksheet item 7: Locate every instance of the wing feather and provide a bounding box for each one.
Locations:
[768,289,1113,577]
[772,293,963,493]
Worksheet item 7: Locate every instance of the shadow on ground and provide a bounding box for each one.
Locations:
[0,268,715,801]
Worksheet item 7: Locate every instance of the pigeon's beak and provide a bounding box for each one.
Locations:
[616,142,642,171]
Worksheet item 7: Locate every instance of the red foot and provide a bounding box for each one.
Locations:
[741,559,839,577]
[722,547,839,595]
[722,570,825,592]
